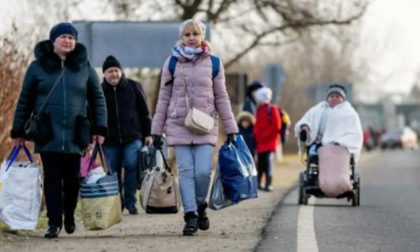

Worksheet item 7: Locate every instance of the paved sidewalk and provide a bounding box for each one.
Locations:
[0,155,303,252]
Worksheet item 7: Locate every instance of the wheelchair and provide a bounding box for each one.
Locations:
[298,144,361,207]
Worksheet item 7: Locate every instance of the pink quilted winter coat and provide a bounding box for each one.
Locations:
[151,54,238,146]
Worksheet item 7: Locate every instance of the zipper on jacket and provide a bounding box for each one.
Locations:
[113,87,123,144]
[191,62,196,145]
[61,61,66,151]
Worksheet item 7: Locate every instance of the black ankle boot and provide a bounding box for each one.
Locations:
[183,212,198,236]
[265,176,273,192]
[44,225,61,239]
[197,202,209,231]
[64,219,76,234]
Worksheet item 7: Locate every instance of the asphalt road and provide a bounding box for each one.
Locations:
[256,149,420,252]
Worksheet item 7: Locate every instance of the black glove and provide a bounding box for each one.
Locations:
[226,134,236,144]
[153,135,163,150]
[299,130,307,142]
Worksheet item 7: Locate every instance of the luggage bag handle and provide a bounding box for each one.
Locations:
[148,147,171,172]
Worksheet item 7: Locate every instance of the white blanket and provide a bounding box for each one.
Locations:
[295,101,363,159]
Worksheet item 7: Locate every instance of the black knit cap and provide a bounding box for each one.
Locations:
[49,22,78,42]
[246,80,265,98]
[102,55,122,73]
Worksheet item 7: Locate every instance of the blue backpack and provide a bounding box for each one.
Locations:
[166,55,220,85]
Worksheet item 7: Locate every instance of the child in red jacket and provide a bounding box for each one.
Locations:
[253,87,281,191]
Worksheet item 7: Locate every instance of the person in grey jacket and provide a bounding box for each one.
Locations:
[151,19,238,236]
[11,22,107,239]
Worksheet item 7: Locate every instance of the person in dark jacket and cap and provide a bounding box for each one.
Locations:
[11,22,108,238]
[101,55,152,215]
[242,80,264,115]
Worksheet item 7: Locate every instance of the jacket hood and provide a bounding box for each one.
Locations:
[236,111,256,125]
[34,40,88,73]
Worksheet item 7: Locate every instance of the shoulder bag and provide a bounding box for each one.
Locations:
[180,63,214,135]
[24,69,65,143]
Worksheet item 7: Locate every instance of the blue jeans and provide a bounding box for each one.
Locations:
[103,139,142,208]
[174,144,214,214]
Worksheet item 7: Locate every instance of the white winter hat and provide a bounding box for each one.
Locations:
[254,87,272,104]
[179,19,206,40]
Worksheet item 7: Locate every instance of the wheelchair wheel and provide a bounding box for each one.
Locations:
[298,173,309,205]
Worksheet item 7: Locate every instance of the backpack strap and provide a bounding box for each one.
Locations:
[167,55,220,85]
[168,56,178,78]
[210,55,220,80]
[267,105,273,120]
[165,56,178,86]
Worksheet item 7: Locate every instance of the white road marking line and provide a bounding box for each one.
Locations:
[297,197,319,252]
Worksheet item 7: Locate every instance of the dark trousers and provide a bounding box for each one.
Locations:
[40,152,81,227]
[257,151,273,188]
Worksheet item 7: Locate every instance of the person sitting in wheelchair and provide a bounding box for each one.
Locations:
[294,84,363,197]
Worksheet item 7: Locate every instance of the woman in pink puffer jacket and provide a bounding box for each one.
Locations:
[151,19,238,236]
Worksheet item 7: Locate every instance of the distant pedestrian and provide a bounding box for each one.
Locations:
[242,80,264,115]
[253,87,281,191]
[101,55,153,215]
[236,111,256,158]
[151,19,238,236]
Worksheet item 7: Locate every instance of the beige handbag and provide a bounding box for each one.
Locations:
[180,63,214,135]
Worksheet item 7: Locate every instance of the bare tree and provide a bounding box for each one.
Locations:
[104,0,369,69]
[0,0,84,159]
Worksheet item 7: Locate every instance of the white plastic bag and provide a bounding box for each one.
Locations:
[85,166,106,184]
[0,146,42,230]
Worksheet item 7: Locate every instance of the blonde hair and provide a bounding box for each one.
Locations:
[177,21,213,51]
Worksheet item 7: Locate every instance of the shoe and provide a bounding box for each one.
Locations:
[183,212,198,236]
[64,219,76,234]
[127,205,138,215]
[197,202,209,231]
[264,176,273,192]
[44,225,61,239]
[264,186,273,192]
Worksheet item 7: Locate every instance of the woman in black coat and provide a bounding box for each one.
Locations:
[11,22,108,238]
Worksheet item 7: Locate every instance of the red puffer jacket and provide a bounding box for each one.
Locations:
[253,103,281,153]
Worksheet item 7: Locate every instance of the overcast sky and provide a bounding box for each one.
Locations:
[1,0,419,95]
[361,0,420,94]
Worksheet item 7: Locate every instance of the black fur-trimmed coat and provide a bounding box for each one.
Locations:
[11,40,108,155]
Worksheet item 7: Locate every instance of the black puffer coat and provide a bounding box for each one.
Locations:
[11,40,108,155]
[102,75,151,145]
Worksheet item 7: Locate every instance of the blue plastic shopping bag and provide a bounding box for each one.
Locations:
[217,134,258,205]
[236,135,258,200]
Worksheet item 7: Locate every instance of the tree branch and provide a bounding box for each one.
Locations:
[224,6,367,69]
[180,0,203,20]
